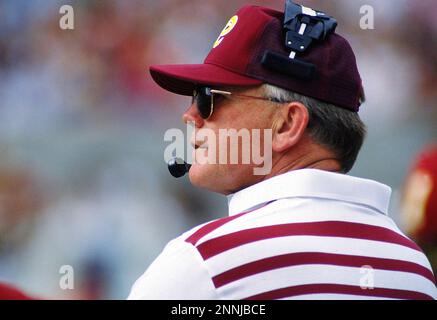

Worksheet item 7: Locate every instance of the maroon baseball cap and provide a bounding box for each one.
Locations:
[150,5,364,111]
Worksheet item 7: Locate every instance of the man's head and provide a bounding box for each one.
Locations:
[151,4,366,194]
[181,83,365,194]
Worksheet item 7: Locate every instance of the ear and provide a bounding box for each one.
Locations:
[272,102,309,153]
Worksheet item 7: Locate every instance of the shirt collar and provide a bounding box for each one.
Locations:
[227,169,392,217]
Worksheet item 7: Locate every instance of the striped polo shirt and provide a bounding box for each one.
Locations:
[128,169,437,300]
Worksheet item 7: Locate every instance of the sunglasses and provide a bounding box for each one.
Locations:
[192,86,283,120]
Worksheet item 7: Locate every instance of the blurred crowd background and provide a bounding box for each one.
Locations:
[0,0,435,299]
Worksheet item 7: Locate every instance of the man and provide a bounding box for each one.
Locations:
[128,3,437,299]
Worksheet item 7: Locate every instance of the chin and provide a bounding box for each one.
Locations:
[188,163,226,194]
[188,163,255,195]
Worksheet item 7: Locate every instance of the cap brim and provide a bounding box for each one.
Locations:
[149,63,263,96]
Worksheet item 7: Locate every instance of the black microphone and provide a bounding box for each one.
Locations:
[167,157,191,178]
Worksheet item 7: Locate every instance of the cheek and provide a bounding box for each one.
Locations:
[212,98,274,130]
[188,103,273,192]
[238,106,274,131]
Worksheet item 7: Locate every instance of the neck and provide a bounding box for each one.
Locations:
[261,144,342,182]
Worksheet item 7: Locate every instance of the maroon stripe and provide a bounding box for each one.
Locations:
[197,221,422,260]
[185,201,275,246]
[213,252,436,288]
[244,283,435,300]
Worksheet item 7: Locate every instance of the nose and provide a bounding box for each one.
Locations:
[182,103,205,128]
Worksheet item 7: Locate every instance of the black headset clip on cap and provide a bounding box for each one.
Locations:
[262,1,337,80]
[283,0,337,54]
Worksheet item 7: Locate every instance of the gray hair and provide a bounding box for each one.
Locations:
[262,84,366,173]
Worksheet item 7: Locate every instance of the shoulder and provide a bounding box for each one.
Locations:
[127,218,234,300]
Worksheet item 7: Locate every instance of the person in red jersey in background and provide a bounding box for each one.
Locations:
[0,169,43,300]
[401,145,437,275]
[0,283,34,300]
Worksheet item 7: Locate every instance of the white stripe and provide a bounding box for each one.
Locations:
[181,219,216,240]
[196,198,404,246]
[205,235,433,276]
[216,265,437,300]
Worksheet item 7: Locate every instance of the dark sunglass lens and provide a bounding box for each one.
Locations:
[195,88,212,119]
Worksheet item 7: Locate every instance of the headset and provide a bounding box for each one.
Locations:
[168,1,337,178]
[262,0,337,80]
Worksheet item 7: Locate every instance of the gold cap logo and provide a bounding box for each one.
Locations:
[213,15,238,48]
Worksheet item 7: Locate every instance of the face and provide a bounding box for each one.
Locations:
[182,86,277,195]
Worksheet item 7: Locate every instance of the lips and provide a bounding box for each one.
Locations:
[191,138,208,150]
